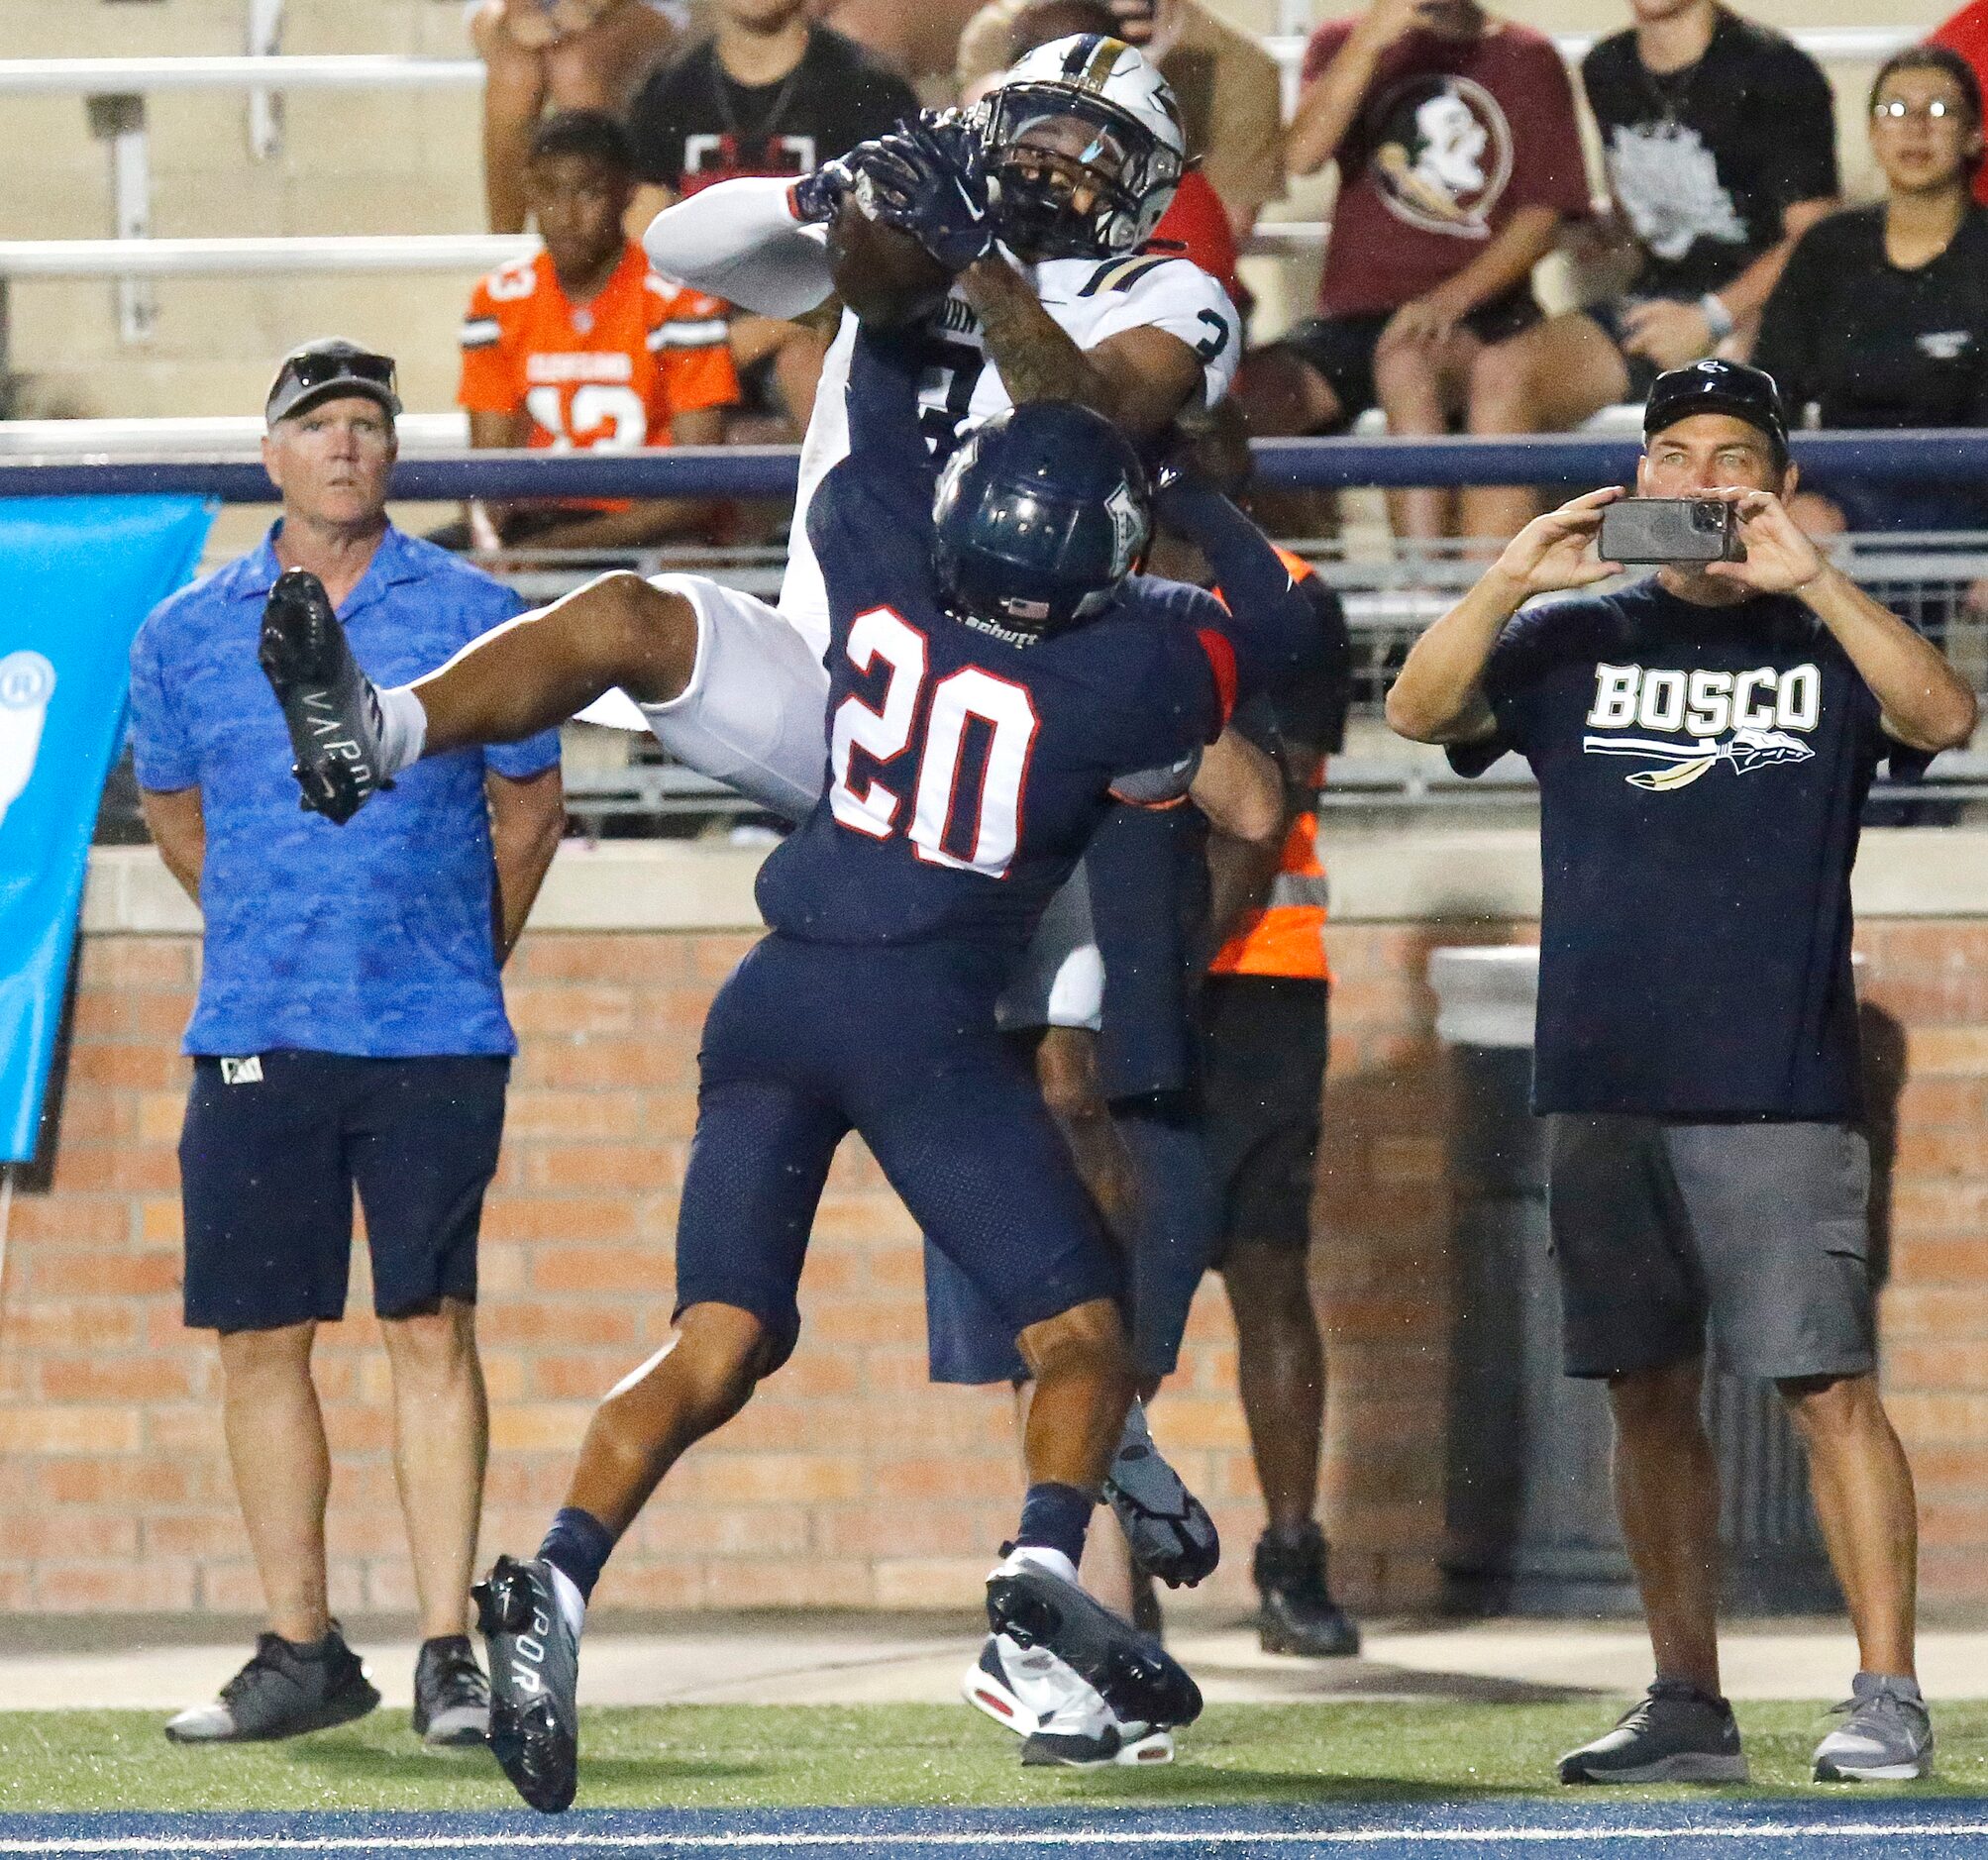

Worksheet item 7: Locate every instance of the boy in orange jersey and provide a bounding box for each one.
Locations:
[458,109,740,555]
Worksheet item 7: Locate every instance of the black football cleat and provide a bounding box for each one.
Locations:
[474,1556,580,1813]
[1254,1521,1361,1658]
[258,567,391,824]
[986,1551,1203,1730]
[1103,1401,1219,1589]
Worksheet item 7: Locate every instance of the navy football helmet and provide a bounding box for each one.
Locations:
[932,402,1151,636]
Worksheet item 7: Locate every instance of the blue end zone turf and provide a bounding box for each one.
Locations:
[6,1801,1988,1858]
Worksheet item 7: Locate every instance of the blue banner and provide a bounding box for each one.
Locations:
[1,496,214,1161]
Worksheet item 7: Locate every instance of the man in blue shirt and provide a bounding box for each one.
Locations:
[1389,361,1976,1788]
[128,340,565,1751]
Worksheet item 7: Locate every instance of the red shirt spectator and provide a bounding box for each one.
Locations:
[1153,168,1244,310]
[1932,0,1988,204]
[1303,15,1589,318]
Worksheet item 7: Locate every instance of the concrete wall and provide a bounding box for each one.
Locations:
[3,833,1986,1618]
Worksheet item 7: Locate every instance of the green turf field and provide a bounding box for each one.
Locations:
[2,1703,1985,1813]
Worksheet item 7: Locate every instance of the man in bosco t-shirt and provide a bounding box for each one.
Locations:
[457,109,738,555]
[1389,360,1975,1789]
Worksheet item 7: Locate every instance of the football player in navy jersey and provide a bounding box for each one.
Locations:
[1389,361,1975,1789]
[260,312,1312,1810]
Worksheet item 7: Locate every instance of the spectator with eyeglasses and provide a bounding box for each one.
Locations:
[1754,46,1988,538]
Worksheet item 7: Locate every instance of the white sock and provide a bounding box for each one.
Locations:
[1008,1543,1081,1588]
[374,682,428,777]
[546,1561,587,1643]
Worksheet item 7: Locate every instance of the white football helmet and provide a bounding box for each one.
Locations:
[970,35,1188,258]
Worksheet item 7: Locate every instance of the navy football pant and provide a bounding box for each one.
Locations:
[675,933,1123,1372]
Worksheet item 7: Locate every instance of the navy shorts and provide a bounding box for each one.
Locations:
[1202,976,1327,1257]
[677,933,1122,1373]
[179,1050,508,1332]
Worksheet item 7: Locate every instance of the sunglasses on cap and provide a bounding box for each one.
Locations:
[266,347,401,423]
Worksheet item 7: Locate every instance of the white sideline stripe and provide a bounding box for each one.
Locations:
[4,1825,1988,1854]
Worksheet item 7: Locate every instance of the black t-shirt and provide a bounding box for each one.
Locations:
[1583,9,1838,299]
[1449,578,1930,1119]
[1754,203,1988,430]
[627,24,918,196]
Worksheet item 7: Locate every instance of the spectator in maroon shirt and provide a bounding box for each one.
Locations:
[1237,0,1590,545]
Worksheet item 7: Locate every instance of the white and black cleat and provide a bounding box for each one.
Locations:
[258,567,392,825]
[985,1550,1202,1731]
[1103,1401,1219,1589]
[473,1555,580,1813]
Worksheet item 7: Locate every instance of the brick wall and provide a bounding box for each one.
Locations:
[3,917,1986,1617]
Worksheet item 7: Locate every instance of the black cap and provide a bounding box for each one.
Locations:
[265,338,401,428]
[1643,359,1788,464]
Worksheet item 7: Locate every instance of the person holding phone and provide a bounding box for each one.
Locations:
[1387,359,1974,1788]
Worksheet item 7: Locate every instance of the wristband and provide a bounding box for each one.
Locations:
[1699,292,1734,342]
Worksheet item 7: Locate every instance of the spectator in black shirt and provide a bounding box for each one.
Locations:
[1389,360,1975,1788]
[1756,46,1988,535]
[1484,0,1837,435]
[625,0,918,430]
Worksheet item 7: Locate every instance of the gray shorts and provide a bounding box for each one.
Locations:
[1545,1115,1876,1383]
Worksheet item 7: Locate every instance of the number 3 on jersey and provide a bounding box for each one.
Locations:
[829,607,1039,878]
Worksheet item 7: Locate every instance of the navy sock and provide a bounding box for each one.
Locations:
[1015,1481,1095,1568]
[538,1506,616,1602]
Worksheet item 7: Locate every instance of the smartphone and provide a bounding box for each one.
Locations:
[1599,497,1744,566]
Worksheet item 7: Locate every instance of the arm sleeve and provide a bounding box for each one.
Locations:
[1507,40,1593,218]
[653,289,740,414]
[458,278,520,416]
[1750,225,1827,417]
[642,177,836,319]
[127,616,197,791]
[1154,479,1316,698]
[1764,49,1839,209]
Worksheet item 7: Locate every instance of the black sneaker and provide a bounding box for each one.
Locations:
[474,1555,580,1812]
[1559,1679,1749,1785]
[1254,1521,1360,1658]
[258,567,392,824]
[986,1548,1202,1729]
[163,1625,380,1743]
[1103,1401,1220,1588]
[412,1633,490,1750]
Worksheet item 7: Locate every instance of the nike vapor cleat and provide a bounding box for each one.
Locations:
[1103,1400,1219,1588]
[964,1633,1173,1767]
[163,1625,379,1743]
[1558,1680,1748,1785]
[1813,1674,1934,1782]
[474,1555,580,1812]
[1254,1520,1360,1658]
[986,1549,1202,1729]
[258,567,391,824]
[412,1633,491,1750]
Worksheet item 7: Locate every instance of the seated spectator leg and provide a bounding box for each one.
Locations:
[217,1319,332,1645]
[1232,346,1348,541]
[542,1,680,114]
[1220,1241,1323,1532]
[470,1,550,235]
[1461,315,1634,546]
[380,1297,488,1644]
[411,572,699,753]
[1371,330,1478,548]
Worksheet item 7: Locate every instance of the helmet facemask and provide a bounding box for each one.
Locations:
[973,84,1183,259]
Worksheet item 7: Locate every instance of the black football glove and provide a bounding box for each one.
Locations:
[789,155,858,226]
[848,114,994,273]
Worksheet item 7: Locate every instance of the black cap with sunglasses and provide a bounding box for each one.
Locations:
[264,339,401,429]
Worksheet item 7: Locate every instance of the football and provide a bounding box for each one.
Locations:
[830,205,953,327]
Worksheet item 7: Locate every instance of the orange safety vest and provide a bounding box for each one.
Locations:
[1208,548,1331,982]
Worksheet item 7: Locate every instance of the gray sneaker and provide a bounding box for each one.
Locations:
[1814,1673,1934,1783]
[1558,1679,1748,1785]
[163,1625,379,1744]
